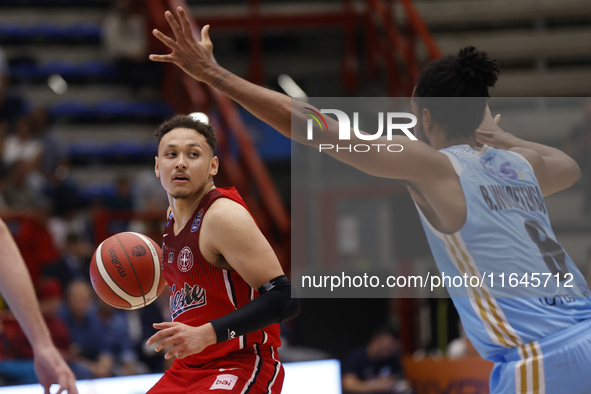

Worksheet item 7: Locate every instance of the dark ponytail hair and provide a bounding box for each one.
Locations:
[414,47,500,138]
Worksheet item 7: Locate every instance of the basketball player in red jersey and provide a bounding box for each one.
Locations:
[145,115,299,393]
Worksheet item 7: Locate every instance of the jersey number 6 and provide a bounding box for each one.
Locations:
[524,220,570,281]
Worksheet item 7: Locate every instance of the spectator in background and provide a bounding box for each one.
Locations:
[58,280,113,380]
[342,328,409,394]
[47,204,91,252]
[29,106,68,182]
[29,105,85,236]
[103,176,134,233]
[1,115,47,211]
[103,0,162,98]
[563,100,591,215]
[105,176,133,212]
[96,300,145,376]
[132,168,169,212]
[126,294,171,373]
[2,115,42,170]
[129,168,168,240]
[43,233,93,289]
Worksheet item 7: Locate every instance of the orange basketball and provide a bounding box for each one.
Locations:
[89,232,166,310]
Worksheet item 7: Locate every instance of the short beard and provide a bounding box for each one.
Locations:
[171,191,191,199]
[414,124,429,144]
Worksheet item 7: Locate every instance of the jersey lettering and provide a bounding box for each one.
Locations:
[170,282,207,319]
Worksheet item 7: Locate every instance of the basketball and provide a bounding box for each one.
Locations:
[89,232,166,310]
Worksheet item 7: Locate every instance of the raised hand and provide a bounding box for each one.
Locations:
[150,7,220,84]
[475,104,505,148]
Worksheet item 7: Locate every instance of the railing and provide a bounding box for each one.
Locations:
[365,0,443,96]
[146,0,292,272]
[161,0,442,96]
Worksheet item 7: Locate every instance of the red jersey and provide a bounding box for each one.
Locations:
[161,187,281,366]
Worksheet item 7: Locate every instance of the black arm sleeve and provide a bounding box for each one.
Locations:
[210,275,300,343]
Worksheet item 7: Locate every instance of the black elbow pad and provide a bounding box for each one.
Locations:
[258,275,300,322]
[211,275,300,343]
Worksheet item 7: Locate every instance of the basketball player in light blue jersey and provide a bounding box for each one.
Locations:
[150,7,591,393]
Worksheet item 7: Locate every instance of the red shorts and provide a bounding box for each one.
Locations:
[147,344,284,394]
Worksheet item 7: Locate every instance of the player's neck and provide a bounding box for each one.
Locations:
[438,135,478,150]
[169,181,216,232]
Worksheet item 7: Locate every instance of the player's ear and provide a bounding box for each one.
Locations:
[209,156,219,176]
[155,156,160,178]
[422,107,432,131]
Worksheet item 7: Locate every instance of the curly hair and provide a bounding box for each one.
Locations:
[413,46,501,138]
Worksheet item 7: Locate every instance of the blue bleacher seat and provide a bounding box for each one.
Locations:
[0,22,101,44]
[0,0,108,6]
[80,182,118,203]
[128,101,174,120]
[30,23,63,41]
[9,60,122,82]
[48,101,92,121]
[9,62,40,81]
[0,23,32,42]
[68,142,108,161]
[78,60,120,80]
[67,140,157,163]
[49,100,173,122]
[39,61,76,78]
[65,23,101,42]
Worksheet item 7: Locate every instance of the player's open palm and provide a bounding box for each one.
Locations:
[148,322,217,360]
[150,7,215,83]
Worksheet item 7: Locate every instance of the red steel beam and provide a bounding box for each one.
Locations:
[193,13,364,31]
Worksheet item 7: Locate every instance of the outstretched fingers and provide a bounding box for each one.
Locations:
[176,7,195,41]
[165,10,184,41]
[152,28,177,49]
[149,54,174,63]
[150,27,177,63]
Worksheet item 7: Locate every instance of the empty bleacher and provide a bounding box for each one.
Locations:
[411,0,591,96]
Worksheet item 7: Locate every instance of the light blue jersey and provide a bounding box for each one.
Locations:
[414,144,591,393]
